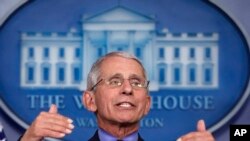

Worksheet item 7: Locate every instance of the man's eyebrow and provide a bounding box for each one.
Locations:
[129,74,144,79]
[108,73,123,78]
[107,73,144,79]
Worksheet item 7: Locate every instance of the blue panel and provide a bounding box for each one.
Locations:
[135,47,141,59]
[58,68,65,82]
[189,48,195,59]
[189,68,196,82]
[74,67,80,82]
[205,68,212,83]
[159,48,165,59]
[174,48,180,59]
[205,47,211,59]
[43,67,49,82]
[28,48,34,58]
[174,68,180,83]
[159,68,166,84]
[59,48,65,58]
[28,67,34,82]
[98,48,103,57]
[43,48,49,58]
[75,48,80,58]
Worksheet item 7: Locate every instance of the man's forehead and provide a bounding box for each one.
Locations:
[100,68,145,78]
[101,56,141,66]
[104,73,144,78]
[99,56,145,76]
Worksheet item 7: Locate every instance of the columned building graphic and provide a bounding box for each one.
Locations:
[20,6,219,91]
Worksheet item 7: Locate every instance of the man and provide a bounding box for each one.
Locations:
[20,52,215,141]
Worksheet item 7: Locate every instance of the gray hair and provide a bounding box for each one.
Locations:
[86,51,147,90]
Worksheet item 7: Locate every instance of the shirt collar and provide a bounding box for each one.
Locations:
[98,128,138,141]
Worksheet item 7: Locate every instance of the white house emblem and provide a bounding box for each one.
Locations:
[0,1,249,141]
[20,6,219,91]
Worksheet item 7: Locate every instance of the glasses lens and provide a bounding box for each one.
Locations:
[103,76,149,89]
[107,77,123,87]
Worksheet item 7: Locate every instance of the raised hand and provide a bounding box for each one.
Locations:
[177,119,215,141]
[20,104,74,141]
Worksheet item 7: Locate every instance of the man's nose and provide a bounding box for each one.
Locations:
[121,79,133,95]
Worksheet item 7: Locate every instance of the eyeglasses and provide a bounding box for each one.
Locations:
[90,77,150,91]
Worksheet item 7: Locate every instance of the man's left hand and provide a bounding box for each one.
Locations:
[177,120,215,141]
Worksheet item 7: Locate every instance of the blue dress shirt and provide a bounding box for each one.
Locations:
[98,128,138,141]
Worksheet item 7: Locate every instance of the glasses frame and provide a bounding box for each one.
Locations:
[89,78,150,91]
[90,79,103,91]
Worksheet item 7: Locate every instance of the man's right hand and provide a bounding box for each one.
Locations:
[20,104,74,141]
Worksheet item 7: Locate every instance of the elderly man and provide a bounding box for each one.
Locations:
[20,52,215,141]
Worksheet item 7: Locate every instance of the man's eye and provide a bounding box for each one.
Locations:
[130,79,142,86]
[109,79,121,85]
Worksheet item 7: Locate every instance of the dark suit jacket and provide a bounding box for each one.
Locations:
[18,130,144,141]
[88,130,144,141]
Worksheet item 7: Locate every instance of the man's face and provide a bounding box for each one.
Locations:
[92,56,151,125]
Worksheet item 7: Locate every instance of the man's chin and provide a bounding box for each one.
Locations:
[115,118,140,126]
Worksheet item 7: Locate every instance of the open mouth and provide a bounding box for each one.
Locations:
[116,102,135,108]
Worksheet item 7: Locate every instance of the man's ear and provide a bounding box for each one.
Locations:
[82,91,97,112]
[144,95,151,116]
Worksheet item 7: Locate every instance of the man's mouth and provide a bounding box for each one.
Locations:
[116,102,135,108]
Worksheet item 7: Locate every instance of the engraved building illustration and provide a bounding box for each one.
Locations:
[20,6,219,91]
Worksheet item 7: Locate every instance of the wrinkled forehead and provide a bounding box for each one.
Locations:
[99,56,146,79]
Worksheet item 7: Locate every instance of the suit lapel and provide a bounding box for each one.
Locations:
[138,133,144,141]
[88,130,100,141]
[88,130,144,141]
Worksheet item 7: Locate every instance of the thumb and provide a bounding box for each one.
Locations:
[197,119,206,132]
[49,104,58,114]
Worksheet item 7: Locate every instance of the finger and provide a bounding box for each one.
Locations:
[33,113,74,136]
[39,112,74,129]
[39,128,67,138]
[179,131,213,141]
[176,137,182,141]
[47,105,73,124]
[46,112,73,123]
[41,121,73,134]
[49,104,58,114]
[46,105,73,124]
[197,119,206,132]
[47,118,73,128]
